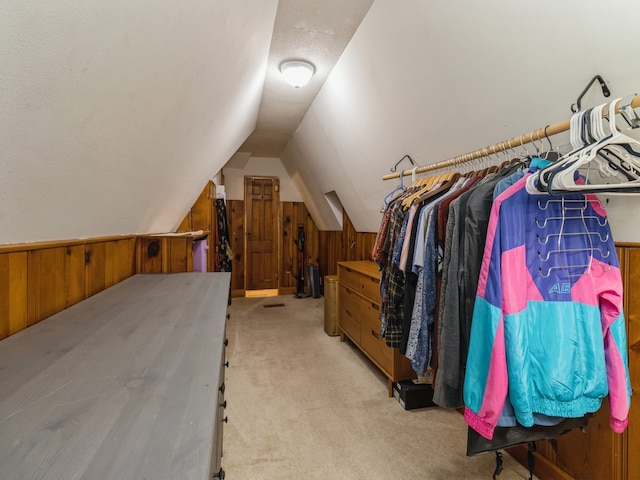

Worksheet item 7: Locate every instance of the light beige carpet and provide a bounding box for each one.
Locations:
[223,295,536,480]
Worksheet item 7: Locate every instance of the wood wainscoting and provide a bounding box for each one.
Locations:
[0,234,204,340]
[226,199,376,297]
[0,236,136,340]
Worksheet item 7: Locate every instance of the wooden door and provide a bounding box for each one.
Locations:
[245,176,279,290]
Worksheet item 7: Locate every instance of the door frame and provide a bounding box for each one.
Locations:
[243,175,280,294]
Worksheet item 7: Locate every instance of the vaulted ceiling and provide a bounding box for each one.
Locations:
[2,0,640,245]
[238,0,374,157]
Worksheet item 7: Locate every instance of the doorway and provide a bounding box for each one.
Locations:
[244,176,280,293]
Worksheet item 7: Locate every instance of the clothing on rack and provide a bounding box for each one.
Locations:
[215,198,233,272]
[463,170,631,440]
[375,157,632,448]
[375,96,638,463]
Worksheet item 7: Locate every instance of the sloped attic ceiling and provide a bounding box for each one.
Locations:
[4,0,640,245]
[0,0,278,245]
[281,0,640,238]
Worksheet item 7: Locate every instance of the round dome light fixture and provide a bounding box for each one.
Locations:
[280,60,315,88]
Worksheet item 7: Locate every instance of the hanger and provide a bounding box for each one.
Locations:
[381,169,407,212]
[546,98,640,193]
[527,98,640,195]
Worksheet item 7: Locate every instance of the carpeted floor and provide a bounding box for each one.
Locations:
[222,295,536,480]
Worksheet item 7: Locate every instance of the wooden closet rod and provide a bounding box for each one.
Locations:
[382,93,640,181]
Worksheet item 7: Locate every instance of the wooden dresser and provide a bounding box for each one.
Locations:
[0,273,230,480]
[338,261,415,395]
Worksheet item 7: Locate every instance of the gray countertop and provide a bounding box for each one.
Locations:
[0,273,230,480]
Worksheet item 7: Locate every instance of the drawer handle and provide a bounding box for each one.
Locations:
[371,329,379,339]
[345,287,353,295]
[370,302,379,311]
[346,268,353,273]
[222,416,228,424]
[224,361,229,368]
[227,313,231,320]
[213,468,225,479]
[219,383,225,394]
[345,309,353,318]
[224,338,229,347]
[220,400,227,409]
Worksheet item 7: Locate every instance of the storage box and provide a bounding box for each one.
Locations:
[393,380,436,410]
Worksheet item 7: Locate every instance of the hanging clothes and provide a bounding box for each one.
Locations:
[215,198,232,272]
[463,169,631,440]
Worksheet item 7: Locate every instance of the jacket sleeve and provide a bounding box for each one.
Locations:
[463,198,509,440]
[596,256,632,433]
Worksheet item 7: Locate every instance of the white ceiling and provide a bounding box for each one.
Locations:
[4,0,640,245]
[238,0,374,157]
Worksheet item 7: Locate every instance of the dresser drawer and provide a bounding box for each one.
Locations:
[360,303,393,373]
[338,284,365,343]
[338,264,380,301]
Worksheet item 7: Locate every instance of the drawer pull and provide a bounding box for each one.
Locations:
[226,313,231,320]
[220,400,227,409]
[213,468,226,479]
[371,302,379,311]
[345,287,353,295]
[345,309,353,318]
[224,361,229,368]
[224,338,229,347]
[219,383,225,394]
[222,416,228,424]
[371,329,379,339]
[346,267,353,273]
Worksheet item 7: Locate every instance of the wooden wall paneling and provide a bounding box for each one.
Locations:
[317,230,329,280]
[136,237,163,274]
[176,214,191,232]
[358,232,376,262]
[0,252,28,339]
[64,245,86,308]
[626,247,640,479]
[104,241,117,289]
[228,200,245,291]
[191,182,212,231]
[27,248,66,326]
[162,237,193,273]
[342,211,358,261]
[85,242,106,298]
[114,238,136,284]
[305,208,319,270]
[104,241,121,288]
[329,230,342,274]
[280,202,295,289]
[555,402,617,479]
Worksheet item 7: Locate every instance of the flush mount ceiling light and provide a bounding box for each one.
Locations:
[280,60,315,88]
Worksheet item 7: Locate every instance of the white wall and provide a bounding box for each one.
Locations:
[282,0,640,241]
[4,0,640,244]
[0,0,278,244]
[223,156,304,202]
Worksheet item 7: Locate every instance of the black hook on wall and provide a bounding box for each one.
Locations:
[571,75,611,113]
[390,154,415,173]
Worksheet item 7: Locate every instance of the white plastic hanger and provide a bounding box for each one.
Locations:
[547,99,640,193]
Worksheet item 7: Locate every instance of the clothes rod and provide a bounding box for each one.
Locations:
[382,93,640,181]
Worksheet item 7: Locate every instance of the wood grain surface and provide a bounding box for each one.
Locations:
[0,273,230,480]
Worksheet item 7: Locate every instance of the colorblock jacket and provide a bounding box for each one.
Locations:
[463,172,632,440]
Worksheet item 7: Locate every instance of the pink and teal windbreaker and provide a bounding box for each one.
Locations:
[463,173,632,440]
